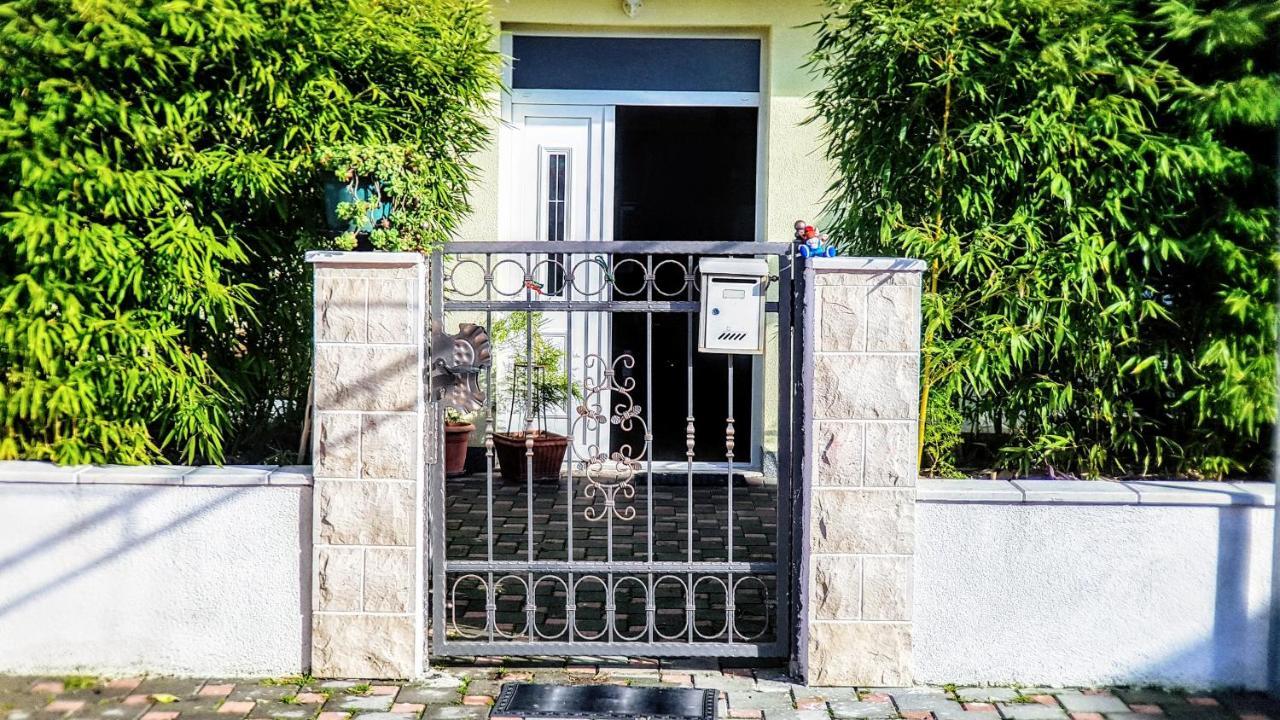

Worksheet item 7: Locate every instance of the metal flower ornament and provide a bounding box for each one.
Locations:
[793,220,838,258]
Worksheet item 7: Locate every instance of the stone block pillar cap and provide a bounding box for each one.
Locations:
[810,257,926,273]
[305,250,425,266]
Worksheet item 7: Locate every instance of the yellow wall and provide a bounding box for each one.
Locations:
[455,0,832,245]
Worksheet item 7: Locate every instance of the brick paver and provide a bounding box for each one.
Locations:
[1,668,1277,720]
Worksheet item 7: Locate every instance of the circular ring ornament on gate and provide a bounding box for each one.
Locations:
[651,575,691,640]
[610,576,650,642]
[691,576,730,640]
[609,258,648,297]
[731,575,773,642]
[570,575,611,641]
[443,257,487,298]
[652,258,691,297]
[448,574,491,639]
[530,575,571,641]
[568,257,609,297]
[490,574,532,639]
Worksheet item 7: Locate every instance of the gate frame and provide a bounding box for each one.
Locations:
[425,240,800,659]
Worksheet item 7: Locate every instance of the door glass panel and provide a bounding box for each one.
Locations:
[512,36,761,92]
[544,150,567,295]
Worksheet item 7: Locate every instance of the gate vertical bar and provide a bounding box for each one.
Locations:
[645,253,655,643]
[485,252,496,644]
[726,355,735,643]
[428,251,448,653]
[685,253,696,644]
[524,252,536,641]
[564,251,576,646]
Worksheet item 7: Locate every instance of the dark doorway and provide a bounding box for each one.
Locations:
[610,106,758,462]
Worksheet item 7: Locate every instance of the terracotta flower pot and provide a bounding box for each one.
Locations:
[492,430,570,482]
[444,423,475,477]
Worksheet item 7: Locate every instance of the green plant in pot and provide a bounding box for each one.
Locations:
[317,143,453,253]
[444,408,475,477]
[490,313,579,482]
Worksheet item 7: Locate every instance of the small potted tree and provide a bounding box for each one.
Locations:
[444,408,475,477]
[490,313,577,482]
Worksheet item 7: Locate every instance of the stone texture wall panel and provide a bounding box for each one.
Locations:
[315,345,418,412]
[808,622,912,686]
[317,278,367,343]
[861,556,913,621]
[368,280,416,344]
[863,422,916,487]
[814,270,918,287]
[813,354,918,420]
[813,489,914,555]
[317,546,363,612]
[360,413,417,479]
[865,284,921,352]
[816,421,863,486]
[819,286,867,352]
[363,548,414,613]
[315,413,361,478]
[811,556,861,620]
[312,614,416,679]
[317,480,416,547]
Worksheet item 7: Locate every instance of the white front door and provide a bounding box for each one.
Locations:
[501,103,614,459]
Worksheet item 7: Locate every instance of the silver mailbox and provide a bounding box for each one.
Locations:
[697,257,769,355]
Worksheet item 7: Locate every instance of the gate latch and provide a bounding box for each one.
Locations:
[428,322,491,412]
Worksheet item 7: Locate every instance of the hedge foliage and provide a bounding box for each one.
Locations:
[0,0,497,463]
[811,0,1278,477]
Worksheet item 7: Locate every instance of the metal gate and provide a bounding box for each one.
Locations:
[427,241,795,657]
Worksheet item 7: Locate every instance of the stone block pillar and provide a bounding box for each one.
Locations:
[305,251,427,679]
[799,257,924,686]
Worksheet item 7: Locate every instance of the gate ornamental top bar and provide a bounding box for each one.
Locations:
[442,240,792,255]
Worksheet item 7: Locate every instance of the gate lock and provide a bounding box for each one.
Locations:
[428,322,492,412]
[697,257,770,355]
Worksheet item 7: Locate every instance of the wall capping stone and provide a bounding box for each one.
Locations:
[918,477,1274,507]
[0,460,313,487]
[810,257,927,273]
[305,250,425,267]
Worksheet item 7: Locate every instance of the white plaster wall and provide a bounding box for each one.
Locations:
[915,498,1273,689]
[0,482,311,676]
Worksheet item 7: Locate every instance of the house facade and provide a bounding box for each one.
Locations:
[0,0,1272,694]
[457,0,831,250]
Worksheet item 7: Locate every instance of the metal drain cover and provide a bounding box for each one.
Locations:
[492,683,717,720]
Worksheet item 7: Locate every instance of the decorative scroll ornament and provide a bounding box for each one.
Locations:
[571,353,647,522]
[429,322,491,412]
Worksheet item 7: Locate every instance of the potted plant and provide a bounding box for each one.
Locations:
[490,313,578,482]
[444,408,475,477]
[316,143,456,253]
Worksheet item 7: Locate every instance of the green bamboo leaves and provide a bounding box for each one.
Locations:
[811,0,1278,478]
[0,0,498,463]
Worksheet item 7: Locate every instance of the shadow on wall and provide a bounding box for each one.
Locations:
[913,498,1273,689]
[0,482,310,675]
[1139,505,1269,687]
[1132,503,1268,689]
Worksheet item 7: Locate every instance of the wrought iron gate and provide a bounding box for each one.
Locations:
[427,241,795,657]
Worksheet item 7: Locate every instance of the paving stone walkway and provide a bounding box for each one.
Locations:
[2,663,1276,720]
